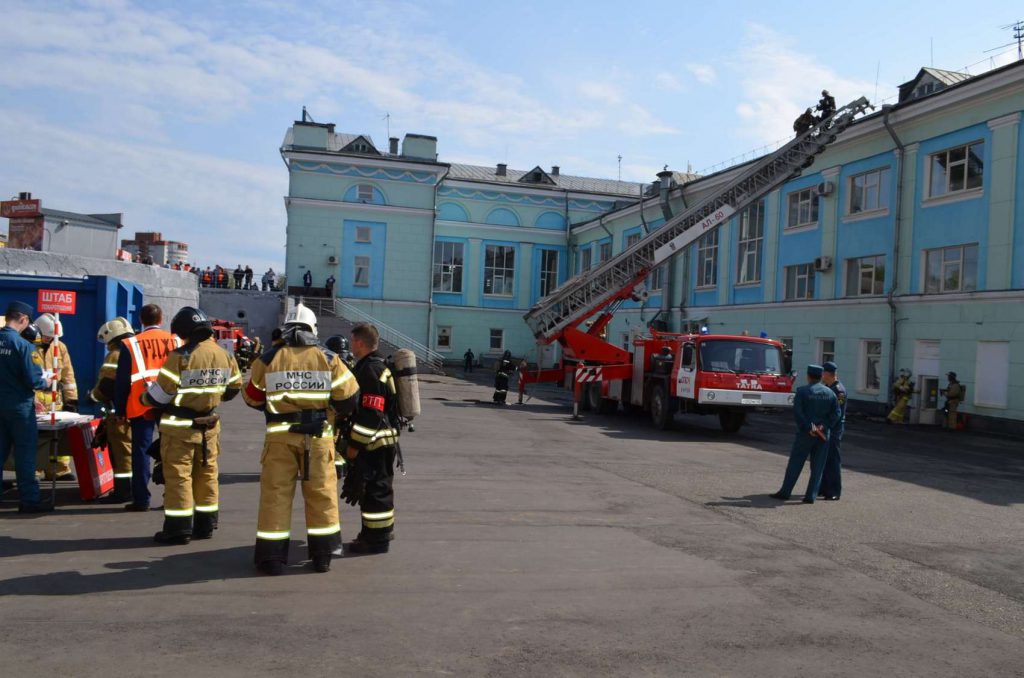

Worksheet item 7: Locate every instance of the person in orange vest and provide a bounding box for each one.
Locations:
[202,269,212,287]
[114,304,182,511]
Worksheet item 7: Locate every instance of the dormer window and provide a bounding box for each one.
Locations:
[357,184,375,203]
[517,165,556,185]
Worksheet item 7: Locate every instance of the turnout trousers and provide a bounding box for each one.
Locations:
[493,373,510,403]
[778,433,829,502]
[0,402,42,505]
[255,434,340,566]
[358,446,396,544]
[160,425,221,539]
[107,414,133,499]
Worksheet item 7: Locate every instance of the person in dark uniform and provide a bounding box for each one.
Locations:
[463,348,475,373]
[341,322,399,555]
[303,270,313,296]
[816,89,837,122]
[943,372,964,430]
[818,361,846,501]
[793,108,817,136]
[325,274,336,297]
[493,350,514,404]
[770,364,840,504]
[0,301,53,513]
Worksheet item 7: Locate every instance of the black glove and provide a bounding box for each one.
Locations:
[63,400,78,413]
[340,459,365,507]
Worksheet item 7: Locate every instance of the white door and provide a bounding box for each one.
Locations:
[912,340,940,424]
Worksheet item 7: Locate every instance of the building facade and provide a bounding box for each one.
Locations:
[283,61,1024,429]
[1,193,122,259]
[121,231,189,266]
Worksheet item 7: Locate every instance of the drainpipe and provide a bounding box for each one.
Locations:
[656,171,676,319]
[882,105,904,406]
[426,165,451,355]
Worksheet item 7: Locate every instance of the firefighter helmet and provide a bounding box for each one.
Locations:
[324,335,348,354]
[284,303,318,336]
[21,323,41,344]
[97,317,135,344]
[171,306,213,341]
[35,313,62,339]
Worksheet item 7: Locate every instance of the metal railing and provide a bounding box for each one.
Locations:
[300,296,446,373]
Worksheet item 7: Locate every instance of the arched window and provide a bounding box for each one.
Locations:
[437,202,469,222]
[343,184,386,205]
[485,207,520,227]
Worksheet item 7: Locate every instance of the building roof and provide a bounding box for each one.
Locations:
[898,67,973,103]
[447,163,646,197]
[40,208,122,228]
[920,67,972,86]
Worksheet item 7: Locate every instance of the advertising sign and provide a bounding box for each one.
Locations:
[8,216,44,250]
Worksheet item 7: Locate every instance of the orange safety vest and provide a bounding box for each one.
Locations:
[122,328,182,419]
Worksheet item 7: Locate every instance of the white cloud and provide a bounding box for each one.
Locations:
[654,72,684,92]
[686,63,717,85]
[730,24,879,145]
[578,81,624,105]
[0,110,285,271]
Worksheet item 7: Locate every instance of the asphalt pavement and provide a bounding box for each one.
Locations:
[2,372,1023,677]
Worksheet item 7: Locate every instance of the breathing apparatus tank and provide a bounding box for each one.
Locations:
[391,349,421,420]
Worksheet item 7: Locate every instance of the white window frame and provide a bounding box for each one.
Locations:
[432,241,464,293]
[436,325,452,352]
[845,254,886,297]
[484,245,516,297]
[736,200,764,284]
[599,241,612,262]
[786,188,819,229]
[923,243,978,294]
[580,247,593,272]
[859,339,882,393]
[355,226,372,243]
[648,265,664,292]
[696,229,718,288]
[848,167,891,215]
[353,256,370,287]
[539,249,559,298]
[818,338,836,365]
[488,328,504,352]
[927,141,984,198]
[784,263,815,300]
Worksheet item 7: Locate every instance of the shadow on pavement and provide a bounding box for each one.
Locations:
[219,472,261,486]
[0,535,152,557]
[0,545,262,595]
[706,494,788,510]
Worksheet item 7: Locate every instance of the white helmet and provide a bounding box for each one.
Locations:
[97,317,134,344]
[284,303,318,336]
[35,313,62,339]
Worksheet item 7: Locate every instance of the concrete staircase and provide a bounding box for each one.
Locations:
[298,297,446,374]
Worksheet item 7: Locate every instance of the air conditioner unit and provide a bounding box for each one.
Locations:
[327,255,338,265]
[814,256,833,272]
[816,181,835,197]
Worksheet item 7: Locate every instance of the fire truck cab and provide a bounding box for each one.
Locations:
[625,332,795,431]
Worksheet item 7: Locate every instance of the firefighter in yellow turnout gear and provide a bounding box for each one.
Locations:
[142,307,241,544]
[91,318,135,502]
[34,313,79,479]
[243,304,359,575]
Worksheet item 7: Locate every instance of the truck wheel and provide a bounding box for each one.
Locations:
[650,383,672,430]
[598,398,618,415]
[719,411,746,433]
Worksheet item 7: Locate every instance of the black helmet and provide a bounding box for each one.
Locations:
[947,371,957,380]
[20,323,40,343]
[503,350,511,359]
[324,335,349,354]
[171,306,213,341]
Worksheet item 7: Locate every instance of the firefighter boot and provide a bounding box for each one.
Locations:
[193,510,219,539]
[308,532,342,573]
[254,537,289,576]
[154,515,193,545]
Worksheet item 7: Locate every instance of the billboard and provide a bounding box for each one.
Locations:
[0,198,41,218]
[8,216,44,250]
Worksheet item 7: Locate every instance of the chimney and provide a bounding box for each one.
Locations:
[551,166,560,176]
[496,163,507,176]
[18,192,31,200]
[389,137,399,155]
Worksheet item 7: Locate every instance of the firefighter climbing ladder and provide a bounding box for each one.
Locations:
[524,97,873,344]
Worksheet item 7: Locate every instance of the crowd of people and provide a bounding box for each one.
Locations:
[199,265,280,291]
[0,300,403,576]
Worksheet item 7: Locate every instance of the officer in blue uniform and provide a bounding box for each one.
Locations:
[770,364,840,504]
[0,301,53,512]
[818,361,846,501]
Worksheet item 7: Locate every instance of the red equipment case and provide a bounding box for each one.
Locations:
[66,419,115,500]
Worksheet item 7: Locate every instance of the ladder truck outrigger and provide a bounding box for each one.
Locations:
[519,97,873,432]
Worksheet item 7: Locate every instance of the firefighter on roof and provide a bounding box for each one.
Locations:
[141,307,241,544]
[243,303,359,575]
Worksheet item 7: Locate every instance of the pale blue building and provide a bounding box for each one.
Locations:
[283,60,1024,430]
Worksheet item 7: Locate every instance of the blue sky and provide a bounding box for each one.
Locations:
[0,0,1019,271]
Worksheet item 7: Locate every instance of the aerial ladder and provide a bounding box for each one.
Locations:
[520,97,873,405]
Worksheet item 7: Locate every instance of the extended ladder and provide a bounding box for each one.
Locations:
[524,97,873,344]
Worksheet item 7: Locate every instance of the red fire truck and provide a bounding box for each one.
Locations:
[519,97,871,431]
